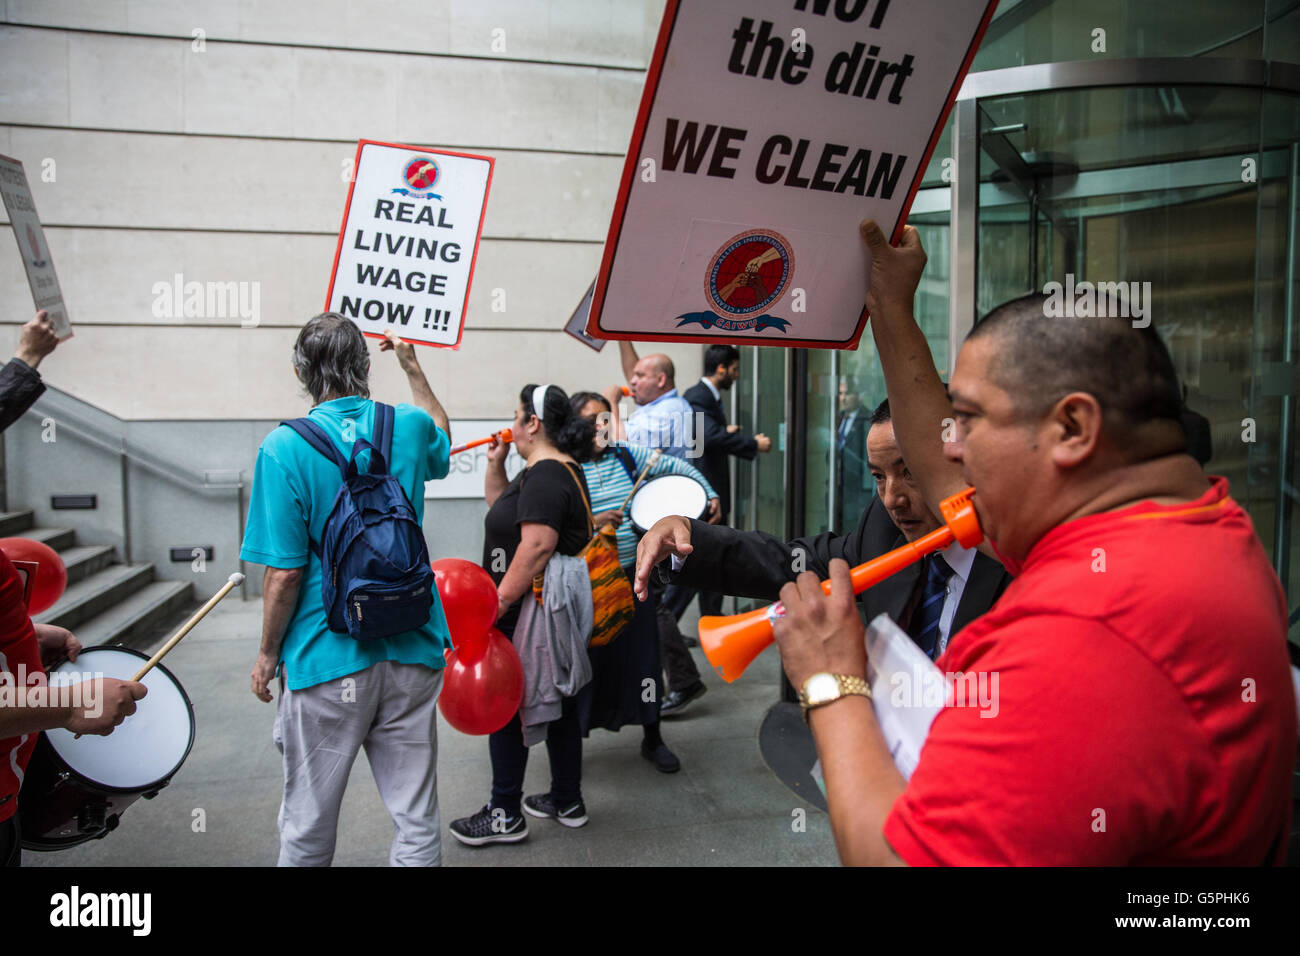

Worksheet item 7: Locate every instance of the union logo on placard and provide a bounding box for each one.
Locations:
[675,229,794,335]
[393,156,443,200]
[706,230,793,317]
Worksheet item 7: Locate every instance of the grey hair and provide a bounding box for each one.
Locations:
[292,313,370,404]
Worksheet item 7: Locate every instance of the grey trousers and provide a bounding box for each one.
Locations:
[273,660,443,867]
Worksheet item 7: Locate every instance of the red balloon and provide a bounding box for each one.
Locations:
[438,628,523,735]
[0,538,68,614]
[431,558,497,655]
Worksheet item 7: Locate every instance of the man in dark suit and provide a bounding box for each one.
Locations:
[835,375,871,532]
[658,346,772,715]
[635,398,1011,666]
[683,344,771,524]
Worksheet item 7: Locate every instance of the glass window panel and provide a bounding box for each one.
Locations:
[976,83,1300,641]
[973,0,1267,71]
[804,348,835,536]
[734,346,787,538]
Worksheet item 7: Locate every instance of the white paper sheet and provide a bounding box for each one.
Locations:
[811,612,942,791]
[863,613,943,780]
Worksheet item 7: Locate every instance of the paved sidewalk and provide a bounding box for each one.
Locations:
[25,596,836,867]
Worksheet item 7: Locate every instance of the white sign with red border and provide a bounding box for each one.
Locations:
[0,153,73,339]
[588,0,998,350]
[326,140,493,349]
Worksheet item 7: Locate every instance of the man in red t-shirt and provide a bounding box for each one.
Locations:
[762,220,1296,866]
[0,549,146,866]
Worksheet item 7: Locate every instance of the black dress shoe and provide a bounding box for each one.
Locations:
[660,682,707,718]
[641,741,681,773]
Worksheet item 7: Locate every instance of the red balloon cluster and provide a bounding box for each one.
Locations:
[431,558,523,735]
[0,537,67,614]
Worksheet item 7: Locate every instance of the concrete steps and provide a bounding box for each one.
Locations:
[1,509,194,651]
[34,563,158,631]
[0,509,35,537]
[59,544,118,585]
[69,580,195,649]
[21,525,76,551]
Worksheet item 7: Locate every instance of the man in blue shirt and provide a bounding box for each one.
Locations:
[241,314,453,866]
[619,351,699,459]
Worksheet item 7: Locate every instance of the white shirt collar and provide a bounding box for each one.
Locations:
[939,540,977,584]
[700,376,720,402]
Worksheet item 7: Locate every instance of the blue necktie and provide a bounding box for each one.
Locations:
[910,553,954,660]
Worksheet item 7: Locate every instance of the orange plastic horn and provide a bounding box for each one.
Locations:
[620,385,631,396]
[450,427,514,456]
[699,486,982,683]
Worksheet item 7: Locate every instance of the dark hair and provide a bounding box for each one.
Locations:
[704,344,740,376]
[293,312,370,404]
[569,391,611,414]
[521,384,594,462]
[869,398,891,425]
[967,292,1185,446]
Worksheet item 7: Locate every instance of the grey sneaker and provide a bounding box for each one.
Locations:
[449,804,528,846]
[522,793,588,828]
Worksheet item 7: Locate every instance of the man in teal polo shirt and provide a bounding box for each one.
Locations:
[241,314,453,866]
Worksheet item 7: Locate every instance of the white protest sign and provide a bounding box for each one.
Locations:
[327,140,493,349]
[425,419,523,500]
[0,154,73,339]
[588,0,997,350]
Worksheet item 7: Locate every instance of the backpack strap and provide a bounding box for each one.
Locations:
[611,444,637,483]
[342,403,394,479]
[280,418,349,479]
[562,461,596,539]
[374,402,395,465]
[617,448,662,514]
[279,405,395,555]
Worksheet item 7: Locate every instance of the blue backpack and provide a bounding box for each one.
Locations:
[280,402,434,641]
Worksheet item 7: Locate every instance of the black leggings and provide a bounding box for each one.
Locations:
[487,621,583,815]
[488,696,582,816]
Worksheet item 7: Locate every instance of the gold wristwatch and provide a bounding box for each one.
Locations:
[799,673,872,722]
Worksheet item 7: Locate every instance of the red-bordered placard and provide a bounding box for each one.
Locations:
[588,0,1000,350]
[325,139,494,350]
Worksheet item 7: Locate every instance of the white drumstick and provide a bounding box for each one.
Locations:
[73,573,245,738]
[131,572,245,681]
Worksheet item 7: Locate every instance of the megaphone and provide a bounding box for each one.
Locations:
[450,427,513,456]
[698,486,983,683]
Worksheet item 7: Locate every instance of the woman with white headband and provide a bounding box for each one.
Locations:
[449,383,598,847]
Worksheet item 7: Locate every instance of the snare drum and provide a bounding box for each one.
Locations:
[19,645,195,850]
[628,474,709,533]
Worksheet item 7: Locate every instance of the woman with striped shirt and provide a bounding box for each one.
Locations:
[570,392,719,774]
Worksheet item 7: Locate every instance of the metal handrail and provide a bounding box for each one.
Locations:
[22,388,243,495]
[13,384,246,582]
